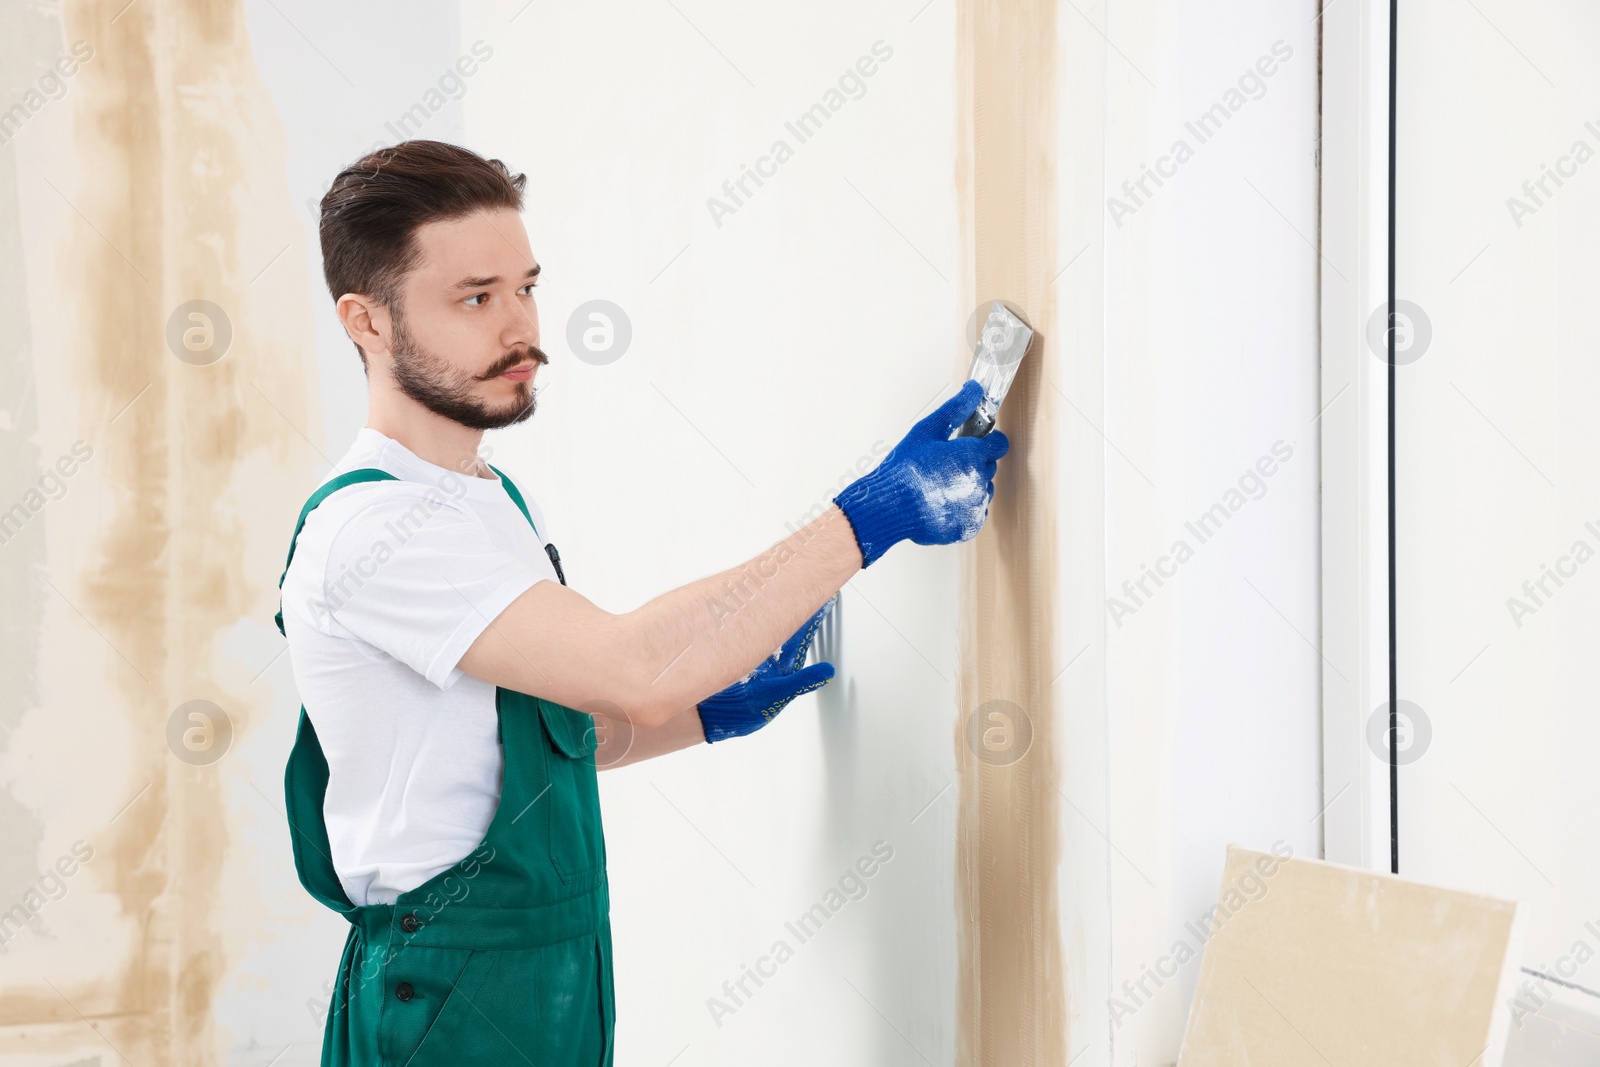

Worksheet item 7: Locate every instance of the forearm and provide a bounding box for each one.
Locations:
[616,502,860,725]
[593,704,706,769]
[458,504,860,729]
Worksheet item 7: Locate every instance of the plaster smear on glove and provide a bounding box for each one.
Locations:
[911,467,988,540]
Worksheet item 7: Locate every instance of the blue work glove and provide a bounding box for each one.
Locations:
[832,379,1011,567]
[697,598,836,743]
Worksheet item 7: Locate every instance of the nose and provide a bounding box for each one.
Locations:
[502,291,539,354]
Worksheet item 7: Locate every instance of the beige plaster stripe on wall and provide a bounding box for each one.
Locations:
[953,1,1066,1065]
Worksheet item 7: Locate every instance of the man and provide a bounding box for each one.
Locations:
[276,139,1011,1066]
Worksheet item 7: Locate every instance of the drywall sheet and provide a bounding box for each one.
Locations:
[1178,846,1525,1066]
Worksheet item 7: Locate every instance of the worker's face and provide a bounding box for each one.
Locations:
[386,207,546,431]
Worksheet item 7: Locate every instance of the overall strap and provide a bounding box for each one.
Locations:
[274,468,399,636]
[488,463,541,539]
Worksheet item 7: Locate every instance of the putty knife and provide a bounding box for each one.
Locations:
[954,300,1034,438]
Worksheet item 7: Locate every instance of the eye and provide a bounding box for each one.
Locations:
[518,281,540,297]
[466,292,490,308]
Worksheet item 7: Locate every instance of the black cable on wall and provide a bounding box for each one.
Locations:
[1386,0,1400,876]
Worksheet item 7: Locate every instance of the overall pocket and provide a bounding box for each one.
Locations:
[536,698,607,883]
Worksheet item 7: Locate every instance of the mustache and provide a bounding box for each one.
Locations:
[479,344,549,380]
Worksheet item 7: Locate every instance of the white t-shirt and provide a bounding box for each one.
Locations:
[280,428,558,906]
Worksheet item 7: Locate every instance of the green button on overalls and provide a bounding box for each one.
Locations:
[274,466,615,1066]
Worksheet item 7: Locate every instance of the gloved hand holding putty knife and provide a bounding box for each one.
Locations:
[833,300,1033,566]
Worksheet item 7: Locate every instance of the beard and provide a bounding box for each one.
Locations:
[387,305,548,431]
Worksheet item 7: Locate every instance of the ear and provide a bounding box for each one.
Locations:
[336,293,390,360]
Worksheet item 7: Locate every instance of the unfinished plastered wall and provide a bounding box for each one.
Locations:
[0,0,330,1062]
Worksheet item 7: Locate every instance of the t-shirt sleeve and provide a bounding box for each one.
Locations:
[316,487,544,689]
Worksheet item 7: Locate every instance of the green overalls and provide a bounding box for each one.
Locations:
[274,466,615,1066]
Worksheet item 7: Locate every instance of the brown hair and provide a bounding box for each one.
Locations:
[319,140,526,365]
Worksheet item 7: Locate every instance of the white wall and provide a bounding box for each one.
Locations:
[465,3,965,1062]
[1088,1,1322,1062]
[1393,0,1600,1018]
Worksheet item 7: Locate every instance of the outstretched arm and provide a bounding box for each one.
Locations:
[455,380,1008,729]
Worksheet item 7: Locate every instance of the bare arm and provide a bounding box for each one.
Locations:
[591,704,706,769]
[456,503,862,729]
